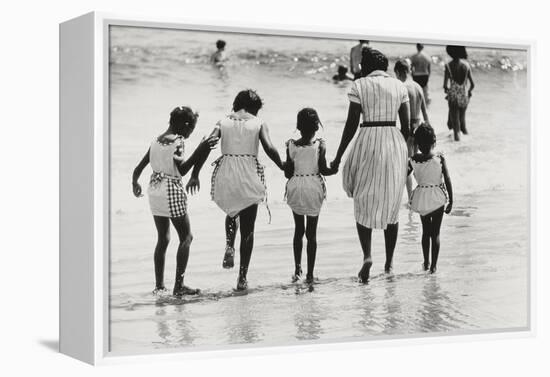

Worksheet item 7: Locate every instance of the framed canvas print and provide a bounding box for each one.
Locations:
[59,12,534,365]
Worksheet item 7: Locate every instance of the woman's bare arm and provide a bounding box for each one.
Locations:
[467,68,475,96]
[443,66,449,93]
[420,94,429,125]
[259,123,284,170]
[398,101,411,140]
[333,102,362,166]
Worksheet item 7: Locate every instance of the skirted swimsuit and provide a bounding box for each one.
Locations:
[211,111,267,218]
[285,139,327,217]
[409,155,448,216]
[147,136,187,218]
[343,70,409,229]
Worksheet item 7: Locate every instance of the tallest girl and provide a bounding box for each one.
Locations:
[331,48,410,282]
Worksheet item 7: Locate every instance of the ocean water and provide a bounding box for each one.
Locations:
[109,26,529,354]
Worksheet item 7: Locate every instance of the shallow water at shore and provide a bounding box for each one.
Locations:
[109,27,529,354]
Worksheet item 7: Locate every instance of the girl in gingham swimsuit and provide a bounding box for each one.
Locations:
[132,106,218,296]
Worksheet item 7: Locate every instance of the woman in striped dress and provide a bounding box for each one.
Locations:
[331,49,411,282]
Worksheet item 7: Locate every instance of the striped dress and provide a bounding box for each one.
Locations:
[343,70,409,229]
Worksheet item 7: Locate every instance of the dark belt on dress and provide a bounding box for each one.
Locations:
[360,121,396,127]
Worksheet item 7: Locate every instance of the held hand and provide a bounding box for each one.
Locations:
[468,90,473,98]
[132,181,143,198]
[198,135,219,153]
[283,160,294,179]
[186,177,200,195]
[445,202,453,214]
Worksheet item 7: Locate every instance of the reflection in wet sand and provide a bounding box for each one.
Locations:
[224,295,263,344]
[154,305,197,348]
[293,293,324,341]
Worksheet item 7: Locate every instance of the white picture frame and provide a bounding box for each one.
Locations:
[59,11,535,365]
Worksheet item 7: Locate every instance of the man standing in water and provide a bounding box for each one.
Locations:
[410,43,432,105]
[350,40,370,79]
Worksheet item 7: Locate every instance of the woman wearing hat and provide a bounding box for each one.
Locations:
[331,48,410,282]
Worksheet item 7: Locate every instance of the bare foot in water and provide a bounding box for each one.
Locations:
[222,246,235,269]
[173,285,200,297]
[358,258,373,283]
[236,274,248,291]
[291,267,302,283]
[152,287,168,296]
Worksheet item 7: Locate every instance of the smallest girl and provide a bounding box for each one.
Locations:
[285,108,337,284]
[408,124,453,273]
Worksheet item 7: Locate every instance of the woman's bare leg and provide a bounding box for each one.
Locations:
[356,223,373,282]
[459,107,468,135]
[384,223,399,272]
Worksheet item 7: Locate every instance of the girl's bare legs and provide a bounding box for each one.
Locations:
[419,207,444,273]
[223,215,239,268]
[429,207,445,273]
[292,212,305,281]
[420,214,432,270]
[384,223,399,273]
[170,214,198,295]
[153,216,171,291]
[305,215,319,283]
[356,223,373,282]
[237,204,258,290]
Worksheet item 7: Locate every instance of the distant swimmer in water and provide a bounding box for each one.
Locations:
[332,65,353,82]
[210,39,228,65]
[407,124,453,273]
[349,40,370,80]
[444,45,475,141]
[410,43,432,105]
[394,59,430,202]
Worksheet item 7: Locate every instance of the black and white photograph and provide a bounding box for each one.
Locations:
[109,25,529,354]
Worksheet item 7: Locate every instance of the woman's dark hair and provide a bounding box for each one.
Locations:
[394,59,410,76]
[169,106,199,134]
[446,45,468,60]
[414,123,437,153]
[361,48,388,76]
[297,107,321,134]
[416,43,424,51]
[232,89,263,115]
[216,39,226,50]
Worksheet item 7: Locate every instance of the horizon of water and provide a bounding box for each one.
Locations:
[109,26,529,355]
